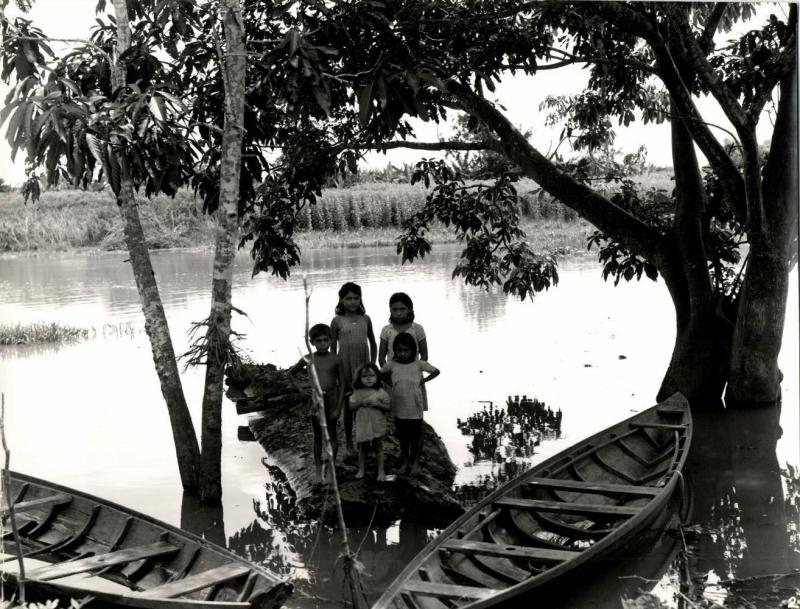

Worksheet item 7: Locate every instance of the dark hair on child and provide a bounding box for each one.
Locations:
[392,332,418,360]
[352,363,384,390]
[334,282,366,315]
[388,292,415,322]
[308,323,332,341]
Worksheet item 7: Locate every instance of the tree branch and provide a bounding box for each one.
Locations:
[573,2,747,220]
[698,3,728,54]
[438,78,662,261]
[748,43,796,122]
[3,34,112,65]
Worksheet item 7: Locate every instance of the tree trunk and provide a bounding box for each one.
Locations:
[655,114,730,406]
[111,0,200,489]
[197,0,246,502]
[727,56,798,404]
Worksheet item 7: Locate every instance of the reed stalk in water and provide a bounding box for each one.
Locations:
[1,393,27,604]
[302,279,369,609]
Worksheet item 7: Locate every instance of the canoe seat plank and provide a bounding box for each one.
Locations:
[656,407,686,416]
[403,580,498,600]
[139,564,251,599]
[630,423,687,431]
[495,497,641,517]
[524,478,659,497]
[1,494,72,517]
[442,539,578,562]
[27,542,180,581]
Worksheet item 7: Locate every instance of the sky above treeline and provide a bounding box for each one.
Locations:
[0,1,786,185]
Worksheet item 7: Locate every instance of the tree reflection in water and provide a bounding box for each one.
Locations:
[222,464,437,607]
[628,402,800,609]
[455,395,562,507]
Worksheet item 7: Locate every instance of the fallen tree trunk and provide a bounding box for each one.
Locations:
[226,363,463,527]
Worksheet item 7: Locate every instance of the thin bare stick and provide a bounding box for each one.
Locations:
[301,279,369,609]
[1,393,26,604]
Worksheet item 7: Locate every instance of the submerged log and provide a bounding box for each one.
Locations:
[226,363,463,527]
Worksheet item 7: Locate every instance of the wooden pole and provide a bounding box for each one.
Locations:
[302,280,369,609]
[1,393,26,604]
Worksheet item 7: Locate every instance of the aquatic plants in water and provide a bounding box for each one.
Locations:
[0,322,89,345]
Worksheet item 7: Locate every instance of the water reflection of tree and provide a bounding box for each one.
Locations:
[452,281,507,331]
[674,403,799,607]
[225,464,435,607]
[454,396,562,508]
[456,396,562,463]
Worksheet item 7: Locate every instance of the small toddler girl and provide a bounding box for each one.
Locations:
[349,363,391,481]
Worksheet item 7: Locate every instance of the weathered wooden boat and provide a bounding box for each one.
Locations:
[1,471,292,609]
[373,393,692,609]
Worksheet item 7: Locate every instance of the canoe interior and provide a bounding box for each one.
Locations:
[375,396,692,609]
[1,472,291,609]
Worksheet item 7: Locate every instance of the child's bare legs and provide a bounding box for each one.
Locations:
[408,420,423,476]
[375,438,385,480]
[356,442,367,479]
[326,417,339,464]
[396,419,410,473]
[311,416,323,482]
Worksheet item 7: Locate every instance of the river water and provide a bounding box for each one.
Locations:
[1,245,798,607]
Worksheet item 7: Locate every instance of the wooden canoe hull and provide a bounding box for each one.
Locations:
[373,393,693,609]
[1,472,292,609]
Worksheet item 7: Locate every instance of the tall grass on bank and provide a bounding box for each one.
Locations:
[0,173,672,254]
[0,322,90,345]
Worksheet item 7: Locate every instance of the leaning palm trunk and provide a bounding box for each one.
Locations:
[110,0,200,489]
[197,0,247,501]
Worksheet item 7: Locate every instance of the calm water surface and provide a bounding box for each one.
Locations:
[1,245,798,607]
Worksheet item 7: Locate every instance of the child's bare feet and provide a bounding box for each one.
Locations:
[376,472,386,482]
[355,470,365,479]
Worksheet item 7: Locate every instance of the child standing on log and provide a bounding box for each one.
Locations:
[350,364,391,481]
[331,282,377,455]
[381,332,440,476]
[289,323,345,483]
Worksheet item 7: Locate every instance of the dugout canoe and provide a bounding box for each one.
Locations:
[373,393,692,609]
[1,471,292,609]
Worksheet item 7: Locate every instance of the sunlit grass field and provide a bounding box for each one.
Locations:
[0,172,672,255]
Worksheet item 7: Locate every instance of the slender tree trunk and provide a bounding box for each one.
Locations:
[655,115,731,406]
[111,0,200,489]
[727,58,798,404]
[197,0,246,502]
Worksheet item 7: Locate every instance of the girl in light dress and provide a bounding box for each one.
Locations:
[349,363,391,480]
[331,282,377,454]
[381,332,440,476]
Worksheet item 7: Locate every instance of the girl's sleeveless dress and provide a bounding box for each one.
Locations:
[331,314,372,389]
[380,322,429,410]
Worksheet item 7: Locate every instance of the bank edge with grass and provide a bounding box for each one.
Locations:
[0,179,606,255]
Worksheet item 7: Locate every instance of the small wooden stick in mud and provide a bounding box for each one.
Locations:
[302,279,369,609]
[1,393,27,604]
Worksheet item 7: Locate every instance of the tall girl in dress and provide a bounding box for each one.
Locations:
[331,282,377,453]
